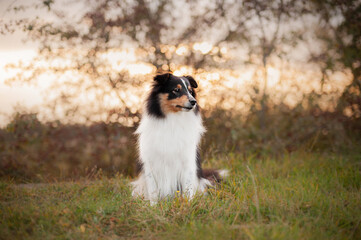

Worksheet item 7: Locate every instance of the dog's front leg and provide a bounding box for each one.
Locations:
[181,169,197,199]
[144,165,159,204]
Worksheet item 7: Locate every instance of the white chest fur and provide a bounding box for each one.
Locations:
[134,111,205,201]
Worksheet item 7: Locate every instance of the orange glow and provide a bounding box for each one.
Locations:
[193,42,213,54]
[175,45,189,56]
[266,66,280,87]
[0,47,353,126]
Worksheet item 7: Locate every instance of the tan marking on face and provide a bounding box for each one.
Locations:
[159,93,189,113]
[188,86,192,91]
[177,84,182,90]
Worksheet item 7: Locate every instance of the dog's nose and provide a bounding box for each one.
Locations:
[190,100,197,106]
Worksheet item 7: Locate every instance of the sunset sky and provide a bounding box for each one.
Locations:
[0,0,42,125]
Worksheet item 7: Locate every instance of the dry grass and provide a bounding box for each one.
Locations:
[1,150,360,240]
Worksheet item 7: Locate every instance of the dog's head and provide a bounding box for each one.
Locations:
[146,73,199,117]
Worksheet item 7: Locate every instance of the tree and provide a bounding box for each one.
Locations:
[307,0,361,121]
[201,0,306,129]
[2,0,358,129]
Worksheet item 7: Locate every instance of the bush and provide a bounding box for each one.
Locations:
[0,113,137,182]
[1,95,359,182]
[202,91,361,160]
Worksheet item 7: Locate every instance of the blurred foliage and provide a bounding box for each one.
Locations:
[0,113,137,182]
[5,0,360,122]
[202,93,358,158]
[1,97,360,182]
[309,0,361,120]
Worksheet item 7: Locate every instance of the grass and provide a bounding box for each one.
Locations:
[0,151,360,240]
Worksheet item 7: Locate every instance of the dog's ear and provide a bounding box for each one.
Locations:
[184,75,198,88]
[154,73,171,85]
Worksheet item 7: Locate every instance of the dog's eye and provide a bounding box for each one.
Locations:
[173,88,180,93]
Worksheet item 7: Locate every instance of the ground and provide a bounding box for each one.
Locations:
[1,151,360,240]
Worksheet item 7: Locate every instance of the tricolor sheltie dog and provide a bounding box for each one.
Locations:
[131,73,228,203]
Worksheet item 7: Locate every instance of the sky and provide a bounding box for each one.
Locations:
[0,1,39,125]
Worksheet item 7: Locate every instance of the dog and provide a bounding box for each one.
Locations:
[131,73,228,203]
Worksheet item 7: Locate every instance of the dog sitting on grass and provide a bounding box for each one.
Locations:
[131,73,228,203]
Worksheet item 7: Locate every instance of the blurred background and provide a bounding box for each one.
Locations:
[0,0,360,182]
